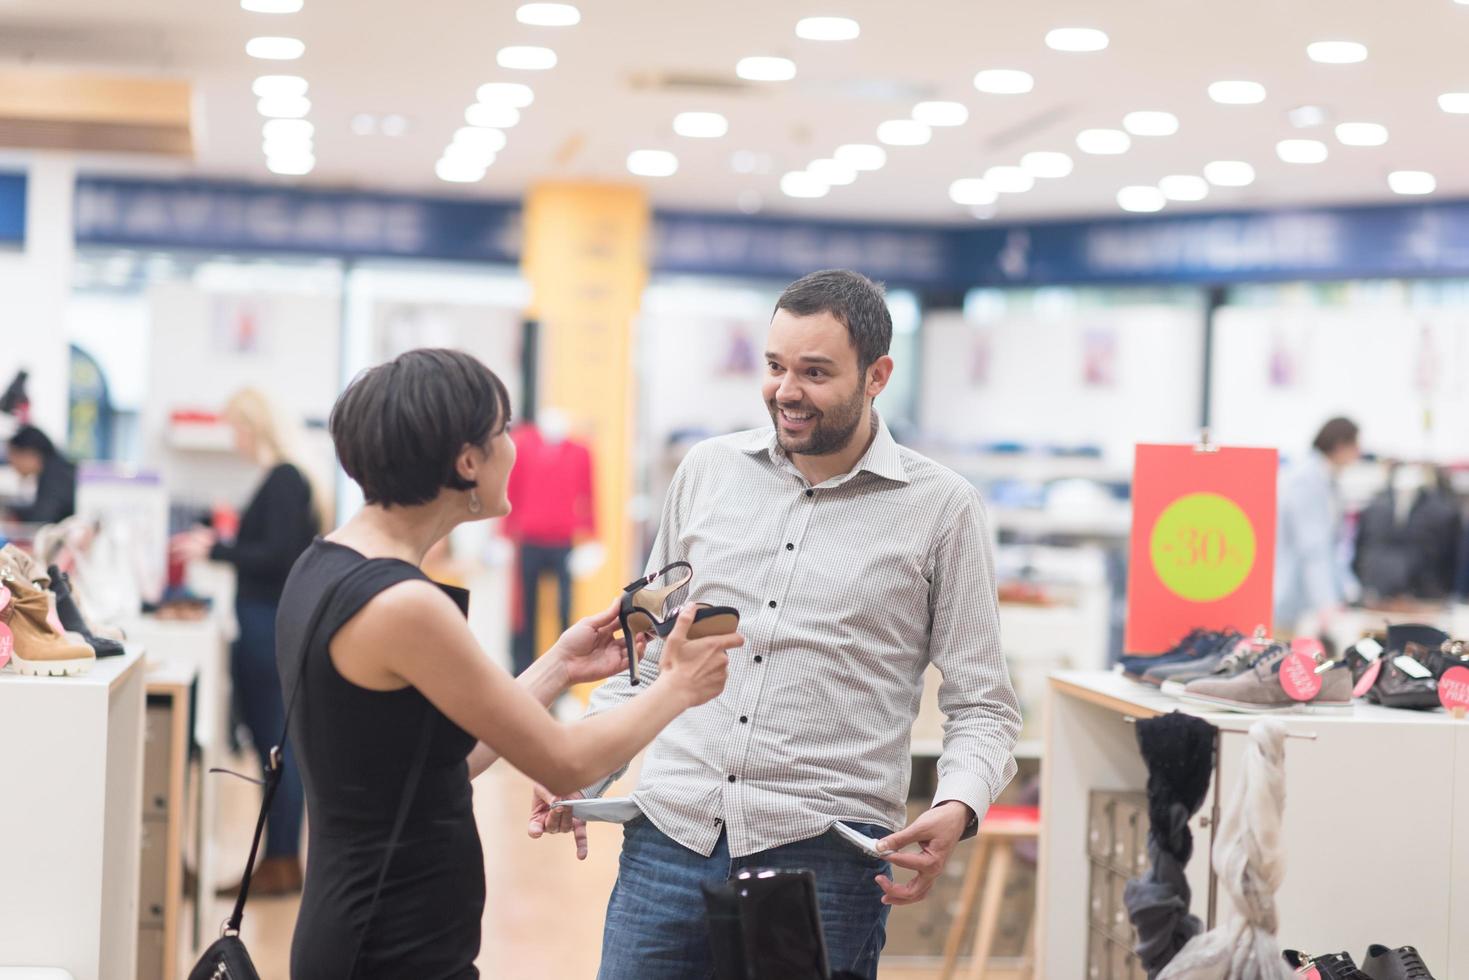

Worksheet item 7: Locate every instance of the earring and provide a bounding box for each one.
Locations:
[467,489,483,515]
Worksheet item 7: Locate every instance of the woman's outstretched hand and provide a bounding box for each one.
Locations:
[547,597,648,686]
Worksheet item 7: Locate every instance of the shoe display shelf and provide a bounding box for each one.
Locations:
[0,648,146,980]
[138,659,198,980]
[1038,670,1469,978]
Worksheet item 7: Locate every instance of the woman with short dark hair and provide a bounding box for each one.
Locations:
[279,348,738,978]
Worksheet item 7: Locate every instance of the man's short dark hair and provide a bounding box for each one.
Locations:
[774,269,892,373]
[8,425,57,458]
[1313,417,1360,456]
[330,348,512,508]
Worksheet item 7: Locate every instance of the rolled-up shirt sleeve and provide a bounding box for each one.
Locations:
[927,488,1022,823]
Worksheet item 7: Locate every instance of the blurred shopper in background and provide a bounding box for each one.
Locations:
[172,388,323,894]
[5,424,77,525]
[1274,416,1361,637]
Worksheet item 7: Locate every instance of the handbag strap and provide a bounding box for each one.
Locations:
[223,559,377,934]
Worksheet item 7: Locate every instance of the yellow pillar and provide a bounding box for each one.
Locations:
[520,182,650,678]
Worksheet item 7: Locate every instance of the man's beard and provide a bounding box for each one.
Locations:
[768,380,866,457]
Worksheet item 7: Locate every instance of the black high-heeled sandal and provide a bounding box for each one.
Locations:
[618,562,740,686]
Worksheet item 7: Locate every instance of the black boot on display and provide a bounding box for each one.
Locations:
[47,566,125,658]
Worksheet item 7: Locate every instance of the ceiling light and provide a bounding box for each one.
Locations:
[443,142,497,167]
[454,127,507,153]
[1277,138,1328,163]
[1159,175,1209,201]
[673,111,729,138]
[1117,186,1166,213]
[983,166,1034,193]
[350,113,376,136]
[1123,111,1179,136]
[835,144,886,170]
[913,101,969,126]
[266,153,315,176]
[241,0,302,12]
[246,36,304,60]
[436,158,485,183]
[257,95,310,118]
[516,3,580,26]
[807,159,856,186]
[1289,105,1329,128]
[1307,40,1367,64]
[497,46,557,70]
[1045,27,1109,52]
[973,69,1034,94]
[263,137,312,156]
[252,74,307,98]
[948,179,997,206]
[263,118,314,141]
[736,56,796,81]
[795,16,859,40]
[476,83,534,110]
[465,103,521,128]
[379,114,407,137]
[1388,171,1436,195]
[877,119,931,145]
[1208,80,1266,105]
[1335,122,1388,146]
[1204,160,1255,186]
[1076,128,1130,154]
[780,171,829,198]
[627,149,678,177]
[1020,151,1073,178]
[1438,92,1469,113]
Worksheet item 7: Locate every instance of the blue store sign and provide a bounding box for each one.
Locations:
[0,173,26,244]
[71,175,1469,287]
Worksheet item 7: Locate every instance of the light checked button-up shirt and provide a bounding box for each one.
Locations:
[587,415,1022,858]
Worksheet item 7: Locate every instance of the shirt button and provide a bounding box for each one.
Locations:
[805,489,814,498]
[739,715,749,724]
[727,775,737,783]
[786,543,794,551]
[754,655,764,664]
[768,600,777,609]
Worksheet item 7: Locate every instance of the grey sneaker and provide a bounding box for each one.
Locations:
[1182,649,1354,713]
[1157,637,1272,696]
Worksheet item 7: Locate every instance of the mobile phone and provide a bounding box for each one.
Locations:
[831,821,889,858]
[551,796,644,824]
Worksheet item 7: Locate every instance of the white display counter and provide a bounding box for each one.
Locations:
[0,649,146,980]
[1039,670,1469,978]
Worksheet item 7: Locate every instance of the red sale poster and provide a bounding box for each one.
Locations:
[1126,443,1279,654]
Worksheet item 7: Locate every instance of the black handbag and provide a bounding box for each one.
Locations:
[189,562,436,980]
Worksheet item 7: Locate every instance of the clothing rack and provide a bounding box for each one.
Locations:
[1122,713,1316,928]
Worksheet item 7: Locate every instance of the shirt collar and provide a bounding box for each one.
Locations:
[740,413,909,486]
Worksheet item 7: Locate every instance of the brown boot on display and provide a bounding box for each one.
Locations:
[2,573,96,676]
[0,544,50,589]
[215,855,303,899]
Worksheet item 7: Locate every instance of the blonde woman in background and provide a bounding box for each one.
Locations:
[171,388,323,895]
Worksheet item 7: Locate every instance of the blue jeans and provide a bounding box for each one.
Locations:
[234,597,303,859]
[598,816,892,980]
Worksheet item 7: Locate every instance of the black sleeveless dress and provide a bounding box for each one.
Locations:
[277,539,483,979]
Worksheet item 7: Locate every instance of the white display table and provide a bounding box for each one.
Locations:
[0,650,146,980]
[1039,670,1469,978]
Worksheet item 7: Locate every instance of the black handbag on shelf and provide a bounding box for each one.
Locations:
[188,562,436,980]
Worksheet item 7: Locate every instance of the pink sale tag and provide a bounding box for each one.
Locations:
[1353,659,1383,698]
[1279,652,1323,701]
[0,622,11,669]
[1438,666,1469,713]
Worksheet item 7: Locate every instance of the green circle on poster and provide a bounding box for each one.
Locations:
[1149,492,1257,603]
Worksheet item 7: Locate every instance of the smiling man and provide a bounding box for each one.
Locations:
[533,268,1021,980]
